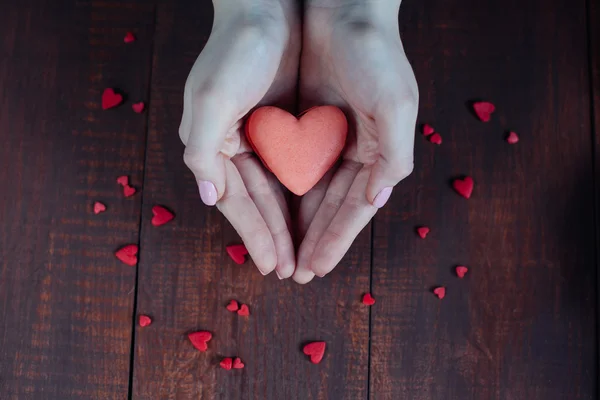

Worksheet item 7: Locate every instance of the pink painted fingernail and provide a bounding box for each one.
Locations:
[275,270,283,280]
[373,186,393,208]
[198,180,217,206]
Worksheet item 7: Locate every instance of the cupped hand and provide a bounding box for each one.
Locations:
[179,0,300,278]
[293,1,418,283]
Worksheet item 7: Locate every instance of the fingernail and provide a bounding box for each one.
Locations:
[198,180,217,206]
[275,270,283,280]
[259,269,268,276]
[373,186,393,208]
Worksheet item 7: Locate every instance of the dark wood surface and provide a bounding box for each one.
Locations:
[0,0,597,399]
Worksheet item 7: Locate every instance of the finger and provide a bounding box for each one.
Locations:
[217,160,277,274]
[365,98,418,207]
[297,168,335,241]
[290,169,334,284]
[232,153,295,279]
[292,161,361,284]
[311,166,376,277]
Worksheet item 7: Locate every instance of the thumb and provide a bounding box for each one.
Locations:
[366,101,417,208]
[182,101,230,206]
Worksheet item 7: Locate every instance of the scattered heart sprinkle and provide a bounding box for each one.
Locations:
[226,244,248,264]
[233,357,244,369]
[123,185,136,198]
[132,102,145,113]
[220,357,233,370]
[151,205,174,226]
[429,133,442,145]
[303,341,326,364]
[362,293,376,306]
[93,201,106,214]
[226,300,239,312]
[101,88,123,110]
[507,131,519,144]
[453,176,474,199]
[124,32,136,43]
[117,175,129,186]
[473,101,495,122]
[115,244,138,266]
[237,304,250,316]
[433,287,446,299]
[456,266,468,278]
[417,226,430,239]
[188,331,212,352]
[422,124,435,136]
[139,315,152,327]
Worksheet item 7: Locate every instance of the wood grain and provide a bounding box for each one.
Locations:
[0,1,154,398]
[369,0,597,399]
[130,1,371,399]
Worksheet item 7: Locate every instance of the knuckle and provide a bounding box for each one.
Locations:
[182,148,209,175]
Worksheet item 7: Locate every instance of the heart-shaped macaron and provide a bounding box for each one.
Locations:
[138,315,152,327]
[237,304,250,316]
[456,266,468,278]
[226,299,239,312]
[102,88,123,110]
[417,226,430,239]
[132,102,145,113]
[433,287,446,299]
[245,106,347,195]
[115,244,138,266]
[303,341,326,364]
[151,205,174,226]
[188,331,212,352]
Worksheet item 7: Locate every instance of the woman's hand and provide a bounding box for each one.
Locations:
[293,0,418,283]
[179,0,300,278]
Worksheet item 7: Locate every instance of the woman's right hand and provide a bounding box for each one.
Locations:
[179,0,300,278]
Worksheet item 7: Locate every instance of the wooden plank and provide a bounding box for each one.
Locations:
[369,0,596,398]
[589,0,600,392]
[0,1,154,398]
[131,1,371,399]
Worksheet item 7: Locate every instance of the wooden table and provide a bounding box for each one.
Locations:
[1,0,598,399]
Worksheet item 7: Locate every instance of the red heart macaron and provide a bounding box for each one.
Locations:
[453,177,474,199]
[151,205,174,226]
[303,341,326,364]
[473,101,495,122]
[246,106,347,196]
[115,244,138,266]
[188,331,212,352]
[102,88,123,110]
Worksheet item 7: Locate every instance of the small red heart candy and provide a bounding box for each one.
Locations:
[151,205,174,226]
[132,102,145,113]
[123,185,136,198]
[417,226,430,239]
[220,357,233,370]
[93,201,106,214]
[433,287,446,299]
[473,101,495,122]
[188,331,212,352]
[456,266,468,278]
[362,293,375,306]
[422,123,435,136]
[115,244,138,266]
[303,341,326,364]
[102,88,123,110]
[117,175,129,186]
[226,244,248,264]
[453,176,474,199]
[506,131,519,144]
[123,31,136,43]
[429,133,442,145]
[226,300,239,312]
[138,315,152,327]
[237,304,250,316]
[233,357,244,369]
